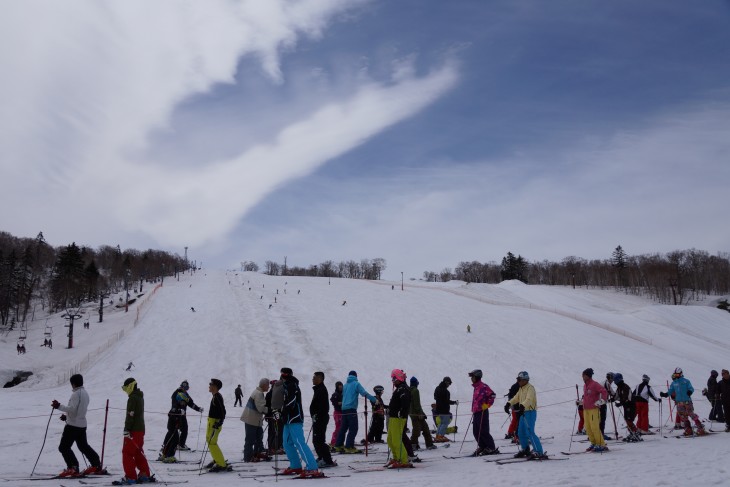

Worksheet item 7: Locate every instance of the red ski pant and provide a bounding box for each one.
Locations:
[577,408,585,432]
[122,431,150,480]
[635,401,649,431]
[508,410,520,435]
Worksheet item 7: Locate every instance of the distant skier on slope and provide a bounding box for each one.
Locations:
[125,362,134,372]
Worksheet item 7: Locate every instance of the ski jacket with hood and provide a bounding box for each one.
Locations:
[341,375,375,411]
[434,382,456,415]
[282,376,304,424]
[615,382,634,407]
[471,380,496,413]
[508,382,537,411]
[389,382,411,419]
[241,387,267,427]
[58,386,91,428]
[633,381,658,403]
[171,388,202,413]
[667,377,694,403]
[125,389,145,433]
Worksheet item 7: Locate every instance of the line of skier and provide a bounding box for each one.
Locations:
[47,366,730,484]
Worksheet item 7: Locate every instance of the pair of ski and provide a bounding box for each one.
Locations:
[347,464,421,473]
[560,448,619,455]
[664,431,717,439]
[237,471,350,480]
[4,471,111,482]
[492,455,568,465]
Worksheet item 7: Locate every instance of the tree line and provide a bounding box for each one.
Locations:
[247,257,387,281]
[422,246,730,306]
[0,231,190,327]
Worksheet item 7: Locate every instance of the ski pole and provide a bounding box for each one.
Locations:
[195,410,203,452]
[31,408,54,477]
[363,398,369,457]
[100,399,109,471]
[199,426,215,476]
[453,401,459,442]
[609,401,619,440]
[659,399,662,438]
[568,385,579,453]
[458,414,473,453]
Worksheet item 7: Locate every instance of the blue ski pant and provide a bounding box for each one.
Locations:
[335,408,358,448]
[283,423,317,471]
[518,410,543,455]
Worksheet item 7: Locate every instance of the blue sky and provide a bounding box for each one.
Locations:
[1,1,729,279]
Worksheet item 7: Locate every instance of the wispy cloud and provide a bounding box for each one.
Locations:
[1,1,457,249]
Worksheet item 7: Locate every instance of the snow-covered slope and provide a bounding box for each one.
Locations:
[1,270,728,486]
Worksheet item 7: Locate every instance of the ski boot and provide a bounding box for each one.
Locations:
[514,448,531,458]
[300,469,326,478]
[281,467,303,476]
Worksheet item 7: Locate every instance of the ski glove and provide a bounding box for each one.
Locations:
[687,390,692,396]
[504,403,511,414]
[512,403,525,413]
[51,400,60,409]
[198,407,204,414]
[59,414,67,422]
[123,431,131,439]
[273,411,281,420]
[595,399,606,406]
[481,403,490,411]
[659,392,669,398]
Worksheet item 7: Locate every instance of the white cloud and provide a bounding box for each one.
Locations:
[0,0,458,249]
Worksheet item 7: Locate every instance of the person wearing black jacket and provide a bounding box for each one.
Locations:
[310,372,334,467]
[704,370,724,422]
[386,369,412,468]
[280,368,323,478]
[265,380,284,454]
[171,380,203,451]
[718,369,730,432]
[206,378,229,471]
[505,380,520,442]
[434,377,457,442]
[613,373,641,442]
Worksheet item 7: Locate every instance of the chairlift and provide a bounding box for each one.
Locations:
[44,325,53,338]
[17,338,25,347]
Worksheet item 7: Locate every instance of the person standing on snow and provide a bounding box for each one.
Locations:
[469,369,498,456]
[601,372,616,441]
[613,373,641,442]
[507,371,546,459]
[365,386,387,444]
[118,378,152,485]
[386,369,412,468]
[310,372,335,468]
[582,368,609,452]
[433,377,457,442]
[234,384,244,407]
[660,368,706,436]
[205,378,230,472]
[266,379,285,454]
[633,374,660,434]
[329,381,343,448]
[718,369,730,432]
[704,370,724,422]
[279,367,323,478]
[241,378,270,463]
[409,377,436,451]
[505,378,521,443]
[334,371,376,453]
[171,380,203,451]
[52,374,104,478]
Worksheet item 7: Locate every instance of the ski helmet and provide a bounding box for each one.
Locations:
[391,369,406,382]
[613,373,624,383]
[674,367,683,376]
[605,372,614,380]
[642,374,650,382]
[517,371,529,381]
[180,380,189,390]
[373,385,385,394]
[468,369,483,379]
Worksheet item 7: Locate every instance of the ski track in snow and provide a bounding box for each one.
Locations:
[1,270,728,486]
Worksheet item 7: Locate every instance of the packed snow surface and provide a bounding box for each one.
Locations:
[1,270,728,486]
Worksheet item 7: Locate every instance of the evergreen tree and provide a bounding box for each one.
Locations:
[50,242,86,310]
[500,252,528,283]
[612,245,627,287]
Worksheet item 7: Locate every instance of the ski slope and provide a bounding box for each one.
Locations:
[1,270,728,486]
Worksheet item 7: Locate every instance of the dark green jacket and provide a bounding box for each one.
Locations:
[124,389,145,432]
[409,386,425,417]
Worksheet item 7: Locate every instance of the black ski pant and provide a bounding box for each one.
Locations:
[709,398,724,422]
[243,423,265,461]
[234,396,243,407]
[59,425,101,469]
[312,414,332,464]
[267,417,284,452]
[599,404,607,434]
[162,417,180,458]
[723,398,730,428]
[368,414,385,442]
[410,415,435,448]
[178,414,189,447]
[472,410,496,451]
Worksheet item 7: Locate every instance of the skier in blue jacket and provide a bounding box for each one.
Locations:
[660,367,706,436]
[334,371,376,453]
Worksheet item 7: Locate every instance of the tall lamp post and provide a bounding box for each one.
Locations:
[401,272,404,291]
